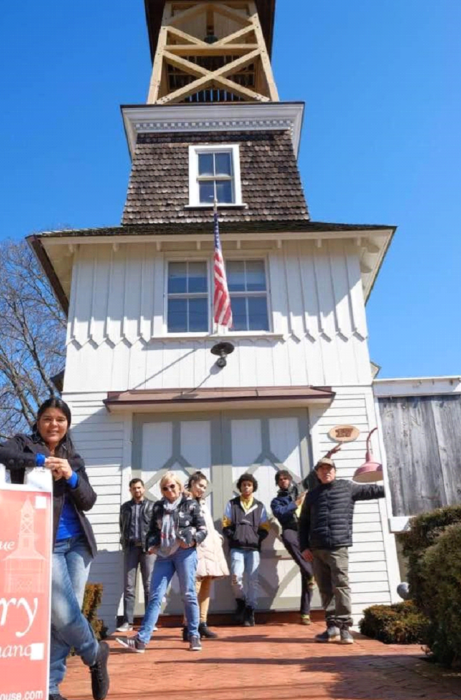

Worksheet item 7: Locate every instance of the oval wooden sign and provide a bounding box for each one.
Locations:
[328,425,360,443]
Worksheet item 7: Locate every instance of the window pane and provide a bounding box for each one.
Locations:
[246,260,266,292]
[188,261,207,293]
[199,181,215,204]
[189,298,208,332]
[230,296,247,331]
[198,153,214,176]
[227,261,245,292]
[248,296,269,331]
[168,298,187,332]
[168,262,187,293]
[215,152,231,176]
[216,180,233,204]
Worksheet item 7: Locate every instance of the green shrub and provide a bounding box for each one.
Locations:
[360,601,429,645]
[397,505,461,609]
[417,523,461,668]
[82,582,107,641]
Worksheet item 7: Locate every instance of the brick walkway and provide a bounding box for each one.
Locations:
[62,621,461,700]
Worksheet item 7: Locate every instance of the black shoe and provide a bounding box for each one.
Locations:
[182,625,188,642]
[234,598,246,625]
[243,605,255,627]
[89,641,110,700]
[49,694,68,700]
[199,622,218,638]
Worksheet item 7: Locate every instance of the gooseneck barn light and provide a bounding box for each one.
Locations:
[353,427,383,483]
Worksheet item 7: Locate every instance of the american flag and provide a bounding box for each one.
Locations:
[213,204,233,328]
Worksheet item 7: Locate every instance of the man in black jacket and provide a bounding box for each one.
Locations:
[271,470,314,624]
[299,456,384,644]
[117,478,155,632]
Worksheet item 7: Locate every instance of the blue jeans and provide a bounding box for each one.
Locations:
[49,535,99,694]
[230,548,260,608]
[138,547,199,643]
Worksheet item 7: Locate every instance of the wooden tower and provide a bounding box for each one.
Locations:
[145,1,278,104]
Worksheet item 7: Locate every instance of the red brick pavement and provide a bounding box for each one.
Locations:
[62,621,461,700]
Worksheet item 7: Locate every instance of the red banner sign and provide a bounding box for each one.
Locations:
[0,483,52,698]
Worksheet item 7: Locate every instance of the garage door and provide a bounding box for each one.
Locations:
[132,408,315,613]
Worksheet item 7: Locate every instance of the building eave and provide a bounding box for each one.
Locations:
[121,102,305,159]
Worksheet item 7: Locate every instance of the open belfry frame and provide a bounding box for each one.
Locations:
[147,1,279,104]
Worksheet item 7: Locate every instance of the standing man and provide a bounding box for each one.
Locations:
[271,470,315,625]
[117,478,155,632]
[299,454,384,644]
[223,473,270,627]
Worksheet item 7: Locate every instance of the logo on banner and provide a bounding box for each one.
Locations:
[0,487,52,695]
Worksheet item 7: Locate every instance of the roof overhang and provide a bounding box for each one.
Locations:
[374,376,461,398]
[121,102,305,158]
[104,385,335,414]
[144,0,276,62]
[28,222,395,315]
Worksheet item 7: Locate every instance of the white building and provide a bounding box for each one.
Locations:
[29,0,401,626]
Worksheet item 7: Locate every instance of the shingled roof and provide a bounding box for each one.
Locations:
[122,130,309,226]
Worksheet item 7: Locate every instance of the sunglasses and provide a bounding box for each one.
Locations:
[162,484,177,492]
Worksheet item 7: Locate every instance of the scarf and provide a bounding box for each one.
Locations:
[159,494,182,557]
[240,495,254,513]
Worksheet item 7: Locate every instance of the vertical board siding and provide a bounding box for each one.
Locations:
[64,394,127,627]
[379,395,461,516]
[65,241,371,393]
[311,387,394,622]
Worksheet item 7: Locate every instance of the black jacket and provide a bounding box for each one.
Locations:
[223,496,269,551]
[119,498,155,551]
[0,433,98,558]
[146,494,207,550]
[299,479,384,551]
[271,483,301,531]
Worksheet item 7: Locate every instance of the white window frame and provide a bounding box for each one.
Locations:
[188,144,243,207]
[163,253,275,338]
[224,257,271,333]
[165,259,210,335]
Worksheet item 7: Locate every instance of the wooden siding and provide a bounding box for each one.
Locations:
[379,394,461,517]
[310,386,400,621]
[65,239,371,392]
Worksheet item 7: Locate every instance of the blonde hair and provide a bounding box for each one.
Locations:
[159,471,184,492]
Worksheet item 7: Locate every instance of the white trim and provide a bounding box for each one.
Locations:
[188,144,242,206]
[374,376,461,397]
[105,396,333,415]
[121,102,305,158]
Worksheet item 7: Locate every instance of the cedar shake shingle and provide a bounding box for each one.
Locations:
[122,130,309,225]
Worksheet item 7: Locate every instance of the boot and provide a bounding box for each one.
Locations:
[199,622,218,639]
[243,605,255,627]
[182,625,188,642]
[234,598,246,625]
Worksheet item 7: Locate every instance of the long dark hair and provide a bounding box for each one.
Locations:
[33,397,76,457]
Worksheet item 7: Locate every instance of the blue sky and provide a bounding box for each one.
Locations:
[0,1,459,379]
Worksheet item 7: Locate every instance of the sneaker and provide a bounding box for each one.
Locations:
[340,627,354,644]
[300,614,311,625]
[89,641,110,700]
[116,621,133,632]
[199,622,218,639]
[189,635,202,651]
[315,626,340,643]
[115,635,146,653]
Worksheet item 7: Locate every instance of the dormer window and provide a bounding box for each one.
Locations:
[188,144,242,206]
